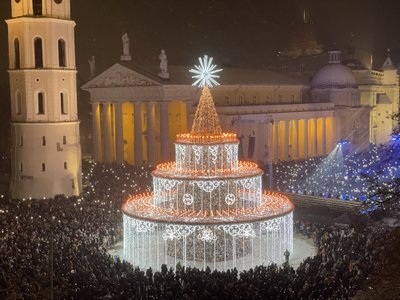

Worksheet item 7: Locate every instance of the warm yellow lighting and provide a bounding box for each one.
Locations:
[122,190,293,225]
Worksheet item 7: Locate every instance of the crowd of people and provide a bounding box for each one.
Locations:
[268,142,400,208]
[0,161,152,299]
[0,160,397,299]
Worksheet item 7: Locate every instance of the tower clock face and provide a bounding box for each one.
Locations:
[54,0,63,4]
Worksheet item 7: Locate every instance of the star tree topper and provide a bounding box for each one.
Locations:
[189,55,223,88]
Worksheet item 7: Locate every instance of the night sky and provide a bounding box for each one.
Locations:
[0,0,399,127]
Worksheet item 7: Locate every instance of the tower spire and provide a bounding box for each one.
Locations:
[381,48,396,70]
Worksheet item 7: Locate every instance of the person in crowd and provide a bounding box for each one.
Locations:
[0,160,394,299]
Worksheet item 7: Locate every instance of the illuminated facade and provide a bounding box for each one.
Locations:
[353,56,399,145]
[6,0,82,199]
[122,85,294,271]
[83,52,398,165]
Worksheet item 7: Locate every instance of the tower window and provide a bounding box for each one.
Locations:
[64,162,68,169]
[37,92,45,114]
[63,136,67,145]
[20,163,23,172]
[60,93,68,114]
[42,136,46,146]
[291,95,295,103]
[16,91,22,115]
[33,0,43,16]
[42,163,46,172]
[58,39,66,67]
[14,38,20,69]
[34,38,43,68]
[19,136,23,147]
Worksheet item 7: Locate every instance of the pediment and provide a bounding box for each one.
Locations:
[82,63,161,89]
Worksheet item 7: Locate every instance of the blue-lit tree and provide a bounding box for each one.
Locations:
[362,114,400,209]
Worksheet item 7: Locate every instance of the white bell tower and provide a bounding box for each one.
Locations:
[6,0,82,199]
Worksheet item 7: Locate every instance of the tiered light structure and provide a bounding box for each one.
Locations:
[122,56,294,271]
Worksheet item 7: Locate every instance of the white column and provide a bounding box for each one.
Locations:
[146,102,156,165]
[267,119,274,188]
[313,118,318,156]
[274,121,279,161]
[103,102,113,163]
[283,120,289,161]
[134,102,143,165]
[186,101,194,132]
[294,119,299,159]
[321,117,327,155]
[91,102,102,162]
[160,102,170,161]
[114,102,124,164]
[304,119,309,158]
[267,120,273,162]
[259,122,267,162]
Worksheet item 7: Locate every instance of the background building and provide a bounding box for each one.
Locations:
[83,48,399,166]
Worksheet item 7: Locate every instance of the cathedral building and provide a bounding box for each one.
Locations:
[6,0,82,199]
[83,45,399,166]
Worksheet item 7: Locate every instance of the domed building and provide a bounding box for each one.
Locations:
[83,43,398,166]
[311,50,360,106]
[310,50,399,151]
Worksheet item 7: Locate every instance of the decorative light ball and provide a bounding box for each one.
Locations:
[225,193,236,206]
[198,228,217,242]
[182,193,194,206]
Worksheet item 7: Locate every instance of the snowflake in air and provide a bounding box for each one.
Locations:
[189,55,222,88]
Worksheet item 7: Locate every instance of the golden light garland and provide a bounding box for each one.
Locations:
[122,190,294,225]
[154,161,261,178]
[176,132,238,144]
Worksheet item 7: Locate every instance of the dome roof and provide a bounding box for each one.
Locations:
[312,63,357,89]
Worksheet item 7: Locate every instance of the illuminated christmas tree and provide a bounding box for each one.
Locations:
[122,55,294,271]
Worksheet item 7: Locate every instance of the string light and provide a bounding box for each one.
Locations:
[123,73,294,270]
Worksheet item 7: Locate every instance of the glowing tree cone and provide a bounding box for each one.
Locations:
[191,86,222,135]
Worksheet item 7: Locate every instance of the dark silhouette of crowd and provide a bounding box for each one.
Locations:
[0,161,394,299]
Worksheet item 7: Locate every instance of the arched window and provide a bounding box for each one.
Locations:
[42,136,46,146]
[37,92,45,114]
[14,38,20,69]
[60,92,68,114]
[16,91,22,115]
[58,39,66,67]
[33,0,42,16]
[34,38,43,68]
[42,163,46,172]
